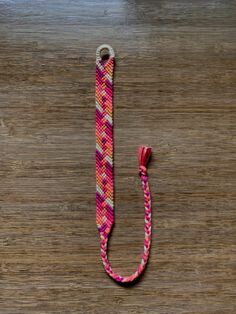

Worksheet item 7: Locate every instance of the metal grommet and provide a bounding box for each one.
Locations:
[96,44,115,61]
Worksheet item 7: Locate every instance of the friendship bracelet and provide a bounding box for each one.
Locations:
[95,44,153,283]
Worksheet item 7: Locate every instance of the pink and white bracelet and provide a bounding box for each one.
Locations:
[95,44,153,283]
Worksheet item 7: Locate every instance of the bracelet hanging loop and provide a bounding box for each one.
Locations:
[96,44,115,61]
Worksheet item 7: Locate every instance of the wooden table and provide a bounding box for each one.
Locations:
[0,1,235,313]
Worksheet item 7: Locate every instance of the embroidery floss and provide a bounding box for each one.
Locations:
[95,44,153,283]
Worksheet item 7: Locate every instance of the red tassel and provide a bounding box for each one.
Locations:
[138,146,152,168]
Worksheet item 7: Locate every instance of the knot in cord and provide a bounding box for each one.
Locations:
[139,165,147,177]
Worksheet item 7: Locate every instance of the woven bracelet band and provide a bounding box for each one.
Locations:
[95,44,153,283]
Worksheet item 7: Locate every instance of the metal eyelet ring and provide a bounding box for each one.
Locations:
[96,44,115,61]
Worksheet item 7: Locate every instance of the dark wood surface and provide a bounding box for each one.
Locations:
[0,1,235,313]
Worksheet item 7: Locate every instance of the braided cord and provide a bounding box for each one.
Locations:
[95,45,152,283]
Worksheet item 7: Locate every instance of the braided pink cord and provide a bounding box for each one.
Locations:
[100,167,152,283]
[95,45,153,283]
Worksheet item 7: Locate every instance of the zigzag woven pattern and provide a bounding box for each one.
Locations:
[95,45,153,283]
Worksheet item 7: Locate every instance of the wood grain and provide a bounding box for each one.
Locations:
[0,0,235,313]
